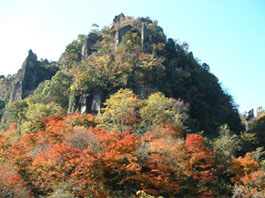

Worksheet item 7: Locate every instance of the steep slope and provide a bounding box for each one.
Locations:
[59,13,243,135]
[0,50,59,129]
[0,13,256,198]
[0,50,58,105]
[9,50,58,103]
[0,13,244,136]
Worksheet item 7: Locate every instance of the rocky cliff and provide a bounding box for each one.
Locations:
[9,50,58,103]
[2,14,244,136]
[69,13,166,114]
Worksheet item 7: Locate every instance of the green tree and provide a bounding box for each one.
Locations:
[212,125,241,196]
[20,101,64,135]
[0,99,28,132]
[98,89,188,135]
[250,114,265,147]
[60,35,87,71]
[140,92,188,130]
[98,89,142,134]
[33,71,72,109]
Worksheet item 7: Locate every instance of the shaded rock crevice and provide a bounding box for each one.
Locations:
[68,87,105,115]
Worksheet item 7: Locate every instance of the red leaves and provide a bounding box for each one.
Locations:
[0,165,33,198]
[0,165,21,185]
[29,144,82,193]
[1,113,219,197]
[185,134,216,197]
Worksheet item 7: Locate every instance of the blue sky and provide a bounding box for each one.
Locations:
[0,0,264,113]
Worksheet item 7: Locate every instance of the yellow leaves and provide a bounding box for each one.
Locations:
[141,58,157,69]
[126,39,132,45]
[138,52,160,70]
[95,56,108,65]
[98,89,142,132]
[147,23,155,30]
[98,89,188,136]
[140,92,187,128]
[101,37,108,45]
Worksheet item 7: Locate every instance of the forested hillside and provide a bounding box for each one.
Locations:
[0,14,264,198]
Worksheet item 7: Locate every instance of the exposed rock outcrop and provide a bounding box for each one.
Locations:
[115,25,132,48]
[81,33,102,60]
[112,13,164,53]
[91,87,104,115]
[112,13,126,27]
[80,94,88,114]
[9,50,58,103]
[68,87,105,115]
[71,14,166,115]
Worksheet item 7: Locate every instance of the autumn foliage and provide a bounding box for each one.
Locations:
[0,112,264,197]
[0,113,216,197]
[0,165,33,198]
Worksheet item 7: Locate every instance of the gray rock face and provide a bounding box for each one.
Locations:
[80,94,88,114]
[113,13,125,27]
[112,14,158,53]
[81,33,102,60]
[115,25,132,48]
[141,23,152,53]
[20,50,38,98]
[245,109,254,122]
[257,106,263,116]
[72,14,166,114]
[9,50,58,103]
[9,81,23,102]
[91,87,104,115]
[9,50,37,103]
[69,87,104,115]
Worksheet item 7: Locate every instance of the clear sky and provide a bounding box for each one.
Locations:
[0,0,264,113]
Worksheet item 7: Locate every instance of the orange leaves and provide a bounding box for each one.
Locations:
[185,134,214,169]
[137,128,189,196]
[30,143,81,193]
[232,170,265,197]
[0,132,10,163]
[0,165,33,198]
[185,134,216,197]
[96,128,141,175]
[186,134,205,152]
[1,113,219,197]
[230,152,259,185]
[161,124,184,138]
[42,115,68,143]
[70,127,141,196]
[0,165,21,186]
[230,153,265,198]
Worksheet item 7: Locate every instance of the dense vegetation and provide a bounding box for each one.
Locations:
[0,14,264,197]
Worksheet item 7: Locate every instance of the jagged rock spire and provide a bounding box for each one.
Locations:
[113,13,125,26]
[9,49,58,103]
